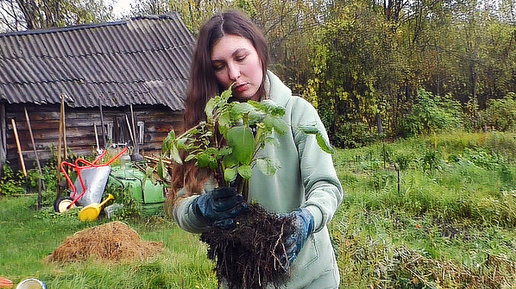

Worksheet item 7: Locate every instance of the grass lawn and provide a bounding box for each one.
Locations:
[1,132,515,288]
[0,195,218,288]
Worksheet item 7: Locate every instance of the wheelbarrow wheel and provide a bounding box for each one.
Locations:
[54,197,76,213]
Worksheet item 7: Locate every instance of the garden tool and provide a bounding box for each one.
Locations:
[78,194,114,222]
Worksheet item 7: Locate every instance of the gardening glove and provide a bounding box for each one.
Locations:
[280,208,315,265]
[191,187,247,230]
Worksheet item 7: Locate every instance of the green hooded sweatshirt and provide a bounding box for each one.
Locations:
[174,71,344,288]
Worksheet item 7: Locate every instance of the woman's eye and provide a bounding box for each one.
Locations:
[236,54,247,62]
[213,64,224,71]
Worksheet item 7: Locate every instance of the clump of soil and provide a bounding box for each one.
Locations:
[200,204,296,289]
[46,221,163,263]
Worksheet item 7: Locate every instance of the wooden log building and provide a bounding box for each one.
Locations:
[0,13,195,175]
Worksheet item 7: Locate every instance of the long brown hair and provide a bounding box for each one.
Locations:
[171,10,270,198]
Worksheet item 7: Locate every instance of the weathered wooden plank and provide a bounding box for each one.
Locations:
[0,103,6,177]
[5,103,184,172]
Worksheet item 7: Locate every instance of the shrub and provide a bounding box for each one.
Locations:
[104,182,143,220]
[398,89,463,137]
[483,92,516,132]
[394,152,413,170]
[487,131,516,162]
[421,150,443,172]
[463,147,500,170]
[332,122,382,149]
[0,163,26,195]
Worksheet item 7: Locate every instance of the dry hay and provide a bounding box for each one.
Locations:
[341,236,516,288]
[46,221,163,263]
[393,247,516,287]
[200,204,295,289]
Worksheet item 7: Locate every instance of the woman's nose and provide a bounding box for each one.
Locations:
[227,63,240,81]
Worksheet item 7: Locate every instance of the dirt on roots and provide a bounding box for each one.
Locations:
[200,204,296,289]
[46,221,163,263]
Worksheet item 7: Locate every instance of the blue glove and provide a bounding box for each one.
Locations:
[281,208,315,265]
[191,187,247,229]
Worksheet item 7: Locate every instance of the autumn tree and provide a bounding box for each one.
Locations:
[0,0,113,32]
[128,0,171,18]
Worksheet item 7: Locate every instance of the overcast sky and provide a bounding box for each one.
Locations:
[112,0,136,18]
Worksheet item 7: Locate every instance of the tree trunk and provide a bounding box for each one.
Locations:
[15,0,39,29]
[376,113,383,135]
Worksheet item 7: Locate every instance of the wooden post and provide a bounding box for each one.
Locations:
[99,97,107,148]
[56,94,65,202]
[125,114,135,144]
[396,164,401,195]
[0,103,6,178]
[25,107,45,209]
[94,123,100,152]
[130,104,140,154]
[11,119,27,178]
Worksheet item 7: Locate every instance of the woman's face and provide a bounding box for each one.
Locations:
[210,34,263,101]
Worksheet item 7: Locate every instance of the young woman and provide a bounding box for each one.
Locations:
[172,10,343,289]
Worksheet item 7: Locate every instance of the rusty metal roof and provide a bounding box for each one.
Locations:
[0,13,195,110]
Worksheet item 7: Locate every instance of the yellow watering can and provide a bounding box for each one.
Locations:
[78,194,114,222]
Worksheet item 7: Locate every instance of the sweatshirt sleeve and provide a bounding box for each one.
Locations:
[173,190,209,233]
[291,97,344,232]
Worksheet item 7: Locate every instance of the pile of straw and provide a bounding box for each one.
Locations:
[47,221,163,263]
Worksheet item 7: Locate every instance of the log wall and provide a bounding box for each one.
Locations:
[3,103,183,173]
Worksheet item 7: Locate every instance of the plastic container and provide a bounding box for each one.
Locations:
[16,279,46,289]
[104,203,124,218]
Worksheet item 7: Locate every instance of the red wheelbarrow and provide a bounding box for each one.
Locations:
[54,147,128,213]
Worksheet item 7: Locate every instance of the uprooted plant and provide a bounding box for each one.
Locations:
[161,86,333,288]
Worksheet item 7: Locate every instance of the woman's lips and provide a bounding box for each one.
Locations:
[233,83,248,93]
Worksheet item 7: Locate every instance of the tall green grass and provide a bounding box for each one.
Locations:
[331,132,516,288]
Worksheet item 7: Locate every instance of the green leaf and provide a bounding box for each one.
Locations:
[157,157,167,180]
[298,125,320,134]
[196,152,218,170]
[230,102,253,114]
[169,144,182,164]
[227,126,254,164]
[255,158,277,176]
[176,138,188,150]
[298,125,335,154]
[237,165,252,179]
[189,127,199,135]
[249,100,285,116]
[162,130,176,151]
[185,154,196,162]
[264,115,288,135]
[248,100,265,110]
[218,110,232,136]
[218,147,233,158]
[221,86,233,100]
[224,167,237,182]
[222,149,238,167]
[316,133,335,154]
[195,153,210,168]
[205,98,216,123]
[230,102,264,124]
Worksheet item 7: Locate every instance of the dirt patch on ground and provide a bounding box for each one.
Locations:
[46,221,163,263]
